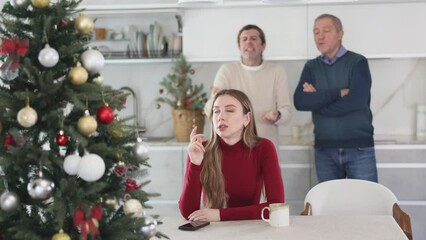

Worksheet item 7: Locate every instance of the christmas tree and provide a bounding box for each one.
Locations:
[156,54,207,111]
[0,0,166,239]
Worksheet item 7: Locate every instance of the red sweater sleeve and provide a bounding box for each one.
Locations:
[178,156,203,220]
[220,139,285,221]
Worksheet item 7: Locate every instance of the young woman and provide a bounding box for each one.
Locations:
[179,89,285,222]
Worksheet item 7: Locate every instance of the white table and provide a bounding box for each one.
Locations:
[157,215,408,240]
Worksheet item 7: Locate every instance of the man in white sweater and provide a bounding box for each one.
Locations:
[204,24,292,146]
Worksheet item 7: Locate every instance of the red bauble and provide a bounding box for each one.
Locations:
[5,134,16,149]
[55,133,68,146]
[97,104,114,124]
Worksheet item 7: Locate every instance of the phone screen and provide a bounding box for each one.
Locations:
[178,221,210,231]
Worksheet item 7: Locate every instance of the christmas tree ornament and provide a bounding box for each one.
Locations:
[96,103,114,124]
[38,44,59,68]
[55,130,68,146]
[93,74,104,85]
[133,137,149,161]
[51,229,71,240]
[73,204,102,240]
[125,178,139,192]
[4,133,16,149]
[75,13,94,34]
[27,173,55,200]
[10,0,29,8]
[138,216,158,238]
[77,110,97,137]
[63,151,82,175]
[0,36,29,80]
[114,161,126,177]
[123,199,143,218]
[17,105,38,128]
[155,103,161,109]
[103,196,118,208]
[31,0,49,8]
[81,48,105,74]
[77,153,105,182]
[0,190,20,212]
[68,62,88,85]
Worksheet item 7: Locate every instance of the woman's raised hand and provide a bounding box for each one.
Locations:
[187,127,205,166]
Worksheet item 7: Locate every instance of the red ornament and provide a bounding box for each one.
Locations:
[61,20,68,27]
[73,204,103,240]
[96,104,114,124]
[125,178,138,192]
[5,134,16,149]
[55,130,68,146]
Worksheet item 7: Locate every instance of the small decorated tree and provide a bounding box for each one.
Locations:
[156,54,207,142]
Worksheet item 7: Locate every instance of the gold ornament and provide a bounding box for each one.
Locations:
[17,105,38,128]
[77,110,97,136]
[31,0,49,8]
[123,199,143,218]
[75,14,94,34]
[111,129,123,138]
[51,229,71,240]
[68,63,88,85]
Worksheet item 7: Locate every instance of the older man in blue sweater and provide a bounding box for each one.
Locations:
[294,14,378,183]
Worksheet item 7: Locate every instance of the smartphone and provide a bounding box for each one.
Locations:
[178,221,210,231]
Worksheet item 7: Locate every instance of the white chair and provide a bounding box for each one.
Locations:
[301,179,412,240]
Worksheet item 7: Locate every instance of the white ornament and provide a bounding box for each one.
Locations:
[123,199,144,218]
[63,153,82,175]
[17,106,38,128]
[38,44,59,68]
[78,153,105,182]
[0,191,20,212]
[10,0,28,8]
[81,49,104,74]
[93,74,104,85]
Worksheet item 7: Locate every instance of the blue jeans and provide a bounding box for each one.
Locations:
[315,147,378,183]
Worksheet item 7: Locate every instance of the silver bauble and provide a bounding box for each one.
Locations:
[138,216,158,238]
[0,191,20,212]
[133,137,149,160]
[27,177,55,200]
[38,44,59,68]
[10,0,28,8]
[81,48,105,74]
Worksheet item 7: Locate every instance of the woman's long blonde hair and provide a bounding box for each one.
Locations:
[201,89,260,208]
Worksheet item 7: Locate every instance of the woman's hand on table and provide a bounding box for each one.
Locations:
[188,208,220,222]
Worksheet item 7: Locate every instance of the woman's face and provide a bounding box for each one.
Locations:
[212,94,250,145]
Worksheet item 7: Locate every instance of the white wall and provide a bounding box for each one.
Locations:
[103,57,426,138]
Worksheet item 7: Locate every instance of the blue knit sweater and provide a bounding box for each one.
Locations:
[293,51,374,148]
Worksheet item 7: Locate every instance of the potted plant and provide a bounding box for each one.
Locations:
[156,54,207,142]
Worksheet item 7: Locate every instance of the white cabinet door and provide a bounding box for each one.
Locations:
[143,145,185,201]
[183,6,308,61]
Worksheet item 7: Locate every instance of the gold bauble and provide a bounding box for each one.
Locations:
[31,0,49,8]
[51,229,71,240]
[111,129,123,138]
[77,110,97,137]
[75,14,94,34]
[68,65,88,85]
[17,105,38,128]
[123,199,143,218]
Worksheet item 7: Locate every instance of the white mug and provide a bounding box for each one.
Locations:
[261,203,290,227]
